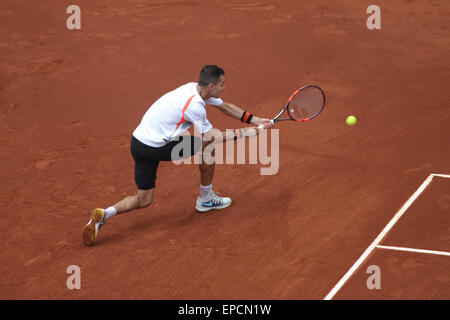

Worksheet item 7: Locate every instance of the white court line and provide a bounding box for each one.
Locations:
[376,245,450,257]
[431,173,450,178]
[323,174,435,300]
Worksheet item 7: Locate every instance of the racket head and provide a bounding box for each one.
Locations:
[286,85,325,122]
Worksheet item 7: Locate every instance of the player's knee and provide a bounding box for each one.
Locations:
[138,197,152,208]
[200,143,215,167]
[201,135,215,150]
[138,192,153,208]
[199,160,215,172]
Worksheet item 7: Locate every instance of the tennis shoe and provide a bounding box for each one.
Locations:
[83,208,106,246]
[196,192,232,212]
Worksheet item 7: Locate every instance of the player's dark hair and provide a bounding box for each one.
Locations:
[198,65,225,87]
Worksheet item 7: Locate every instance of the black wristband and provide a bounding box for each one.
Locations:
[240,111,247,122]
[241,111,254,124]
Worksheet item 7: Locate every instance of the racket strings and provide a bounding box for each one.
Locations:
[289,87,324,121]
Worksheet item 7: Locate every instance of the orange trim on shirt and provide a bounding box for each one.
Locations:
[175,95,195,129]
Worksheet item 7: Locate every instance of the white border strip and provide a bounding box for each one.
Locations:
[376,245,450,257]
[323,174,435,300]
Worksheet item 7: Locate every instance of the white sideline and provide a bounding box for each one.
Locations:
[376,245,450,257]
[323,173,439,300]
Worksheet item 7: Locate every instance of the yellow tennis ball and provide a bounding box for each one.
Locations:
[346,115,357,126]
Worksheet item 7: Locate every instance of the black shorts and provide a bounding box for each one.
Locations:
[130,135,202,190]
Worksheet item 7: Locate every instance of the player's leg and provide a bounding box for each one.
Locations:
[101,137,159,219]
[109,188,154,215]
[160,133,231,212]
[196,138,232,212]
[199,139,215,186]
[83,136,159,246]
[82,189,154,246]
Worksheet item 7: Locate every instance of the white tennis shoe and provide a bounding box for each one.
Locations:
[195,192,232,212]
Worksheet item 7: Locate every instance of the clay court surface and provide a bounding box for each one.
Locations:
[1,0,449,299]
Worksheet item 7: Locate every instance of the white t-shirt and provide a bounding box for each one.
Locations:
[133,82,223,147]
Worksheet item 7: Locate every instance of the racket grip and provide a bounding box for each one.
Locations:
[258,119,274,130]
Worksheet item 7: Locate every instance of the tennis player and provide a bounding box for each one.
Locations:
[83,65,273,246]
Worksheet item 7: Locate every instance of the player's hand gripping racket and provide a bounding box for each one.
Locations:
[258,84,326,129]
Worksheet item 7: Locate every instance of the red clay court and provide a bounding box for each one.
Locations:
[0,0,449,299]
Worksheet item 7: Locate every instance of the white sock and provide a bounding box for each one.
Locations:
[200,184,213,201]
[104,206,117,220]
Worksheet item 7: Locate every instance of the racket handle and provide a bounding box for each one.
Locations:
[258,119,274,130]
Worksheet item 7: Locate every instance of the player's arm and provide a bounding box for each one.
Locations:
[215,101,272,127]
[202,127,259,145]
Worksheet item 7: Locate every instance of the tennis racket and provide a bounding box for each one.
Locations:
[258,84,326,129]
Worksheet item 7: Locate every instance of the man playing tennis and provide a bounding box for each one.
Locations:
[83,65,273,246]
